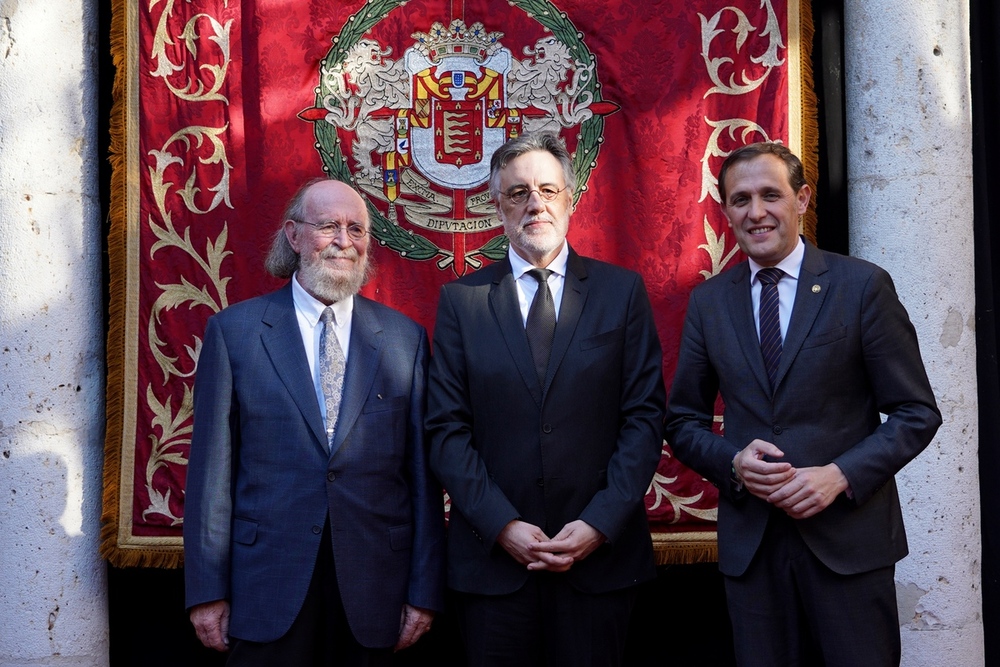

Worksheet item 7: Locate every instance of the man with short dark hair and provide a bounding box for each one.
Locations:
[666,142,941,666]
[184,179,445,666]
[427,132,666,666]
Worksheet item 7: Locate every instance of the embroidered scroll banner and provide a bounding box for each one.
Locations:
[102,0,816,567]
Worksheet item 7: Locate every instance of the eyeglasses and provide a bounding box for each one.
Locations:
[500,186,568,205]
[294,220,368,240]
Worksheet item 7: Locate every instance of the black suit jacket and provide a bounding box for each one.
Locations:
[184,284,445,647]
[666,241,941,577]
[427,248,666,595]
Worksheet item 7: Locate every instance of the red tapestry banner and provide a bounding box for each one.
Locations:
[102,0,815,567]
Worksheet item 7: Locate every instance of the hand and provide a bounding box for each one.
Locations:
[395,604,434,651]
[190,600,230,652]
[527,520,606,572]
[733,439,796,500]
[768,463,850,519]
[497,520,551,567]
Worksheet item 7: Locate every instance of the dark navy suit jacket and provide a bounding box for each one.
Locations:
[666,241,941,577]
[184,284,445,648]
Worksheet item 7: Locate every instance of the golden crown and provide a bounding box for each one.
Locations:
[411,20,504,64]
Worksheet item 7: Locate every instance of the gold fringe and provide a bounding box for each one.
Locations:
[651,532,718,565]
[798,0,820,243]
[100,0,184,569]
[99,0,130,568]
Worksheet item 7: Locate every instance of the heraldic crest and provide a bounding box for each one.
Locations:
[299,1,619,276]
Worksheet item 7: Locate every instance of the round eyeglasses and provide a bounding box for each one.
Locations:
[500,186,569,205]
[294,220,368,240]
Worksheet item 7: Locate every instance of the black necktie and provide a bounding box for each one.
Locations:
[757,267,784,390]
[525,268,556,384]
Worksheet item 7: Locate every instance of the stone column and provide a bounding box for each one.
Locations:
[844,1,983,665]
[0,1,108,665]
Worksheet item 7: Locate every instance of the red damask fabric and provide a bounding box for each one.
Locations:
[103,0,810,566]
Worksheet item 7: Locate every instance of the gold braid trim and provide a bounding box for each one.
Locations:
[100,0,184,569]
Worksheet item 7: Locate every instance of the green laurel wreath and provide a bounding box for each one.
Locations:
[314,0,607,263]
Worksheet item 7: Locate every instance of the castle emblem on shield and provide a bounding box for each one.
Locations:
[301,5,618,276]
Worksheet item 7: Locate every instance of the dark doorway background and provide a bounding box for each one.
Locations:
[98,0,993,665]
[973,0,999,664]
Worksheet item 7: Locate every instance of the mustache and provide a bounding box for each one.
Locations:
[320,247,359,260]
[518,217,554,228]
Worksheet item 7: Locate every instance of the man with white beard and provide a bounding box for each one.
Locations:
[184,179,445,666]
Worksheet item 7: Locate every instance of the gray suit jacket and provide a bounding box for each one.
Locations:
[184,284,445,647]
[427,249,666,595]
[666,241,941,576]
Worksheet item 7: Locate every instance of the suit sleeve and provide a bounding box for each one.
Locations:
[183,315,236,608]
[577,275,666,542]
[404,329,447,612]
[427,285,521,549]
[664,287,744,499]
[831,268,942,504]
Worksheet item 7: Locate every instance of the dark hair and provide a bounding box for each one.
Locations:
[264,178,328,278]
[488,131,576,201]
[717,142,807,203]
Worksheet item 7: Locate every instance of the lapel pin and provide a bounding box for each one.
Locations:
[377,393,383,400]
[812,284,821,293]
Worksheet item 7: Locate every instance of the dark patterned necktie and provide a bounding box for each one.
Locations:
[319,307,346,448]
[525,268,556,385]
[757,267,784,390]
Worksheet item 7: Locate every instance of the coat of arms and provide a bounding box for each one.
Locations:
[300,2,618,275]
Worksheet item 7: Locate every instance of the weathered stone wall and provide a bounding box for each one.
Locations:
[0,1,108,665]
[845,1,983,665]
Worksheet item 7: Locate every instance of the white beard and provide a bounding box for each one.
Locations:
[297,247,367,303]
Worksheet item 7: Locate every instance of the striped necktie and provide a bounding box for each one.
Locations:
[757,267,784,390]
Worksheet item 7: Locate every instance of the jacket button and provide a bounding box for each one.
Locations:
[536,478,545,487]
[542,424,552,433]
[772,425,783,435]
[327,471,336,482]
[312,525,322,535]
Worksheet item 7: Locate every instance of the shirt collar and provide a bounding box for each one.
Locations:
[291,272,354,327]
[509,241,569,280]
[749,235,805,283]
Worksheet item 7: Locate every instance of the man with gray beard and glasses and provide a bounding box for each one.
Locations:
[427,133,665,666]
[184,179,445,666]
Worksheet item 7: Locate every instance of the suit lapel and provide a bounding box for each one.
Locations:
[775,243,830,389]
[489,259,544,405]
[545,249,588,393]
[330,296,382,457]
[726,262,773,396]
[260,285,328,450]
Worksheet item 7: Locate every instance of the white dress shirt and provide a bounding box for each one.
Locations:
[748,236,805,342]
[508,242,569,326]
[291,273,353,424]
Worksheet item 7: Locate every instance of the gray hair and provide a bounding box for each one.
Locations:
[487,131,577,201]
[264,178,328,278]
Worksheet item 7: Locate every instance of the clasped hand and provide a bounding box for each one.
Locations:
[733,439,849,519]
[497,519,605,572]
